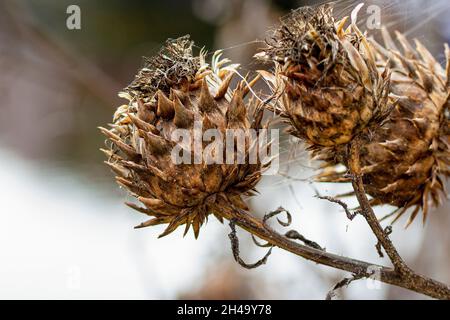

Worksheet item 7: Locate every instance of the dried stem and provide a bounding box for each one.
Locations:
[347,138,412,275]
[221,136,450,299]
[220,206,450,299]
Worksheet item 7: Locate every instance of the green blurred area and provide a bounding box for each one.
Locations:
[27,0,217,71]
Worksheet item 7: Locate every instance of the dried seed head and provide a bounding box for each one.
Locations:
[101,36,266,238]
[257,4,390,147]
[318,29,450,226]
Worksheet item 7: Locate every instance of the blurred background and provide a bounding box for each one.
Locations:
[0,0,449,299]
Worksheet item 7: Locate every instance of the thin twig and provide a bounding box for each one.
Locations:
[326,273,366,300]
[285,230,325,251]
[262,206,292,227]
[316,195,359,220]
[228,219,273,269]
[251,234,272,248]
[347,138,411,275]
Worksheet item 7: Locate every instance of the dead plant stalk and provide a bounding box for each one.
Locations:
[218,138,450,300]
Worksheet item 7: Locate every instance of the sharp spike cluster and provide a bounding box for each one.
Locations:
[313,27,449,226]
[257,4,390,148]
[101,36,267,238]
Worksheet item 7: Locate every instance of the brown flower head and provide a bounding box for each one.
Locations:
[318,29,450,226]
[100,36,266,238]
[257,4,390,149]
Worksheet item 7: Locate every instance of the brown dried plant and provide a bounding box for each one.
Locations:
[100,5,450,300]
[254,3,450,299]
[318,30,450,227]
[256,4,391,148]
[100,36,267,239]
